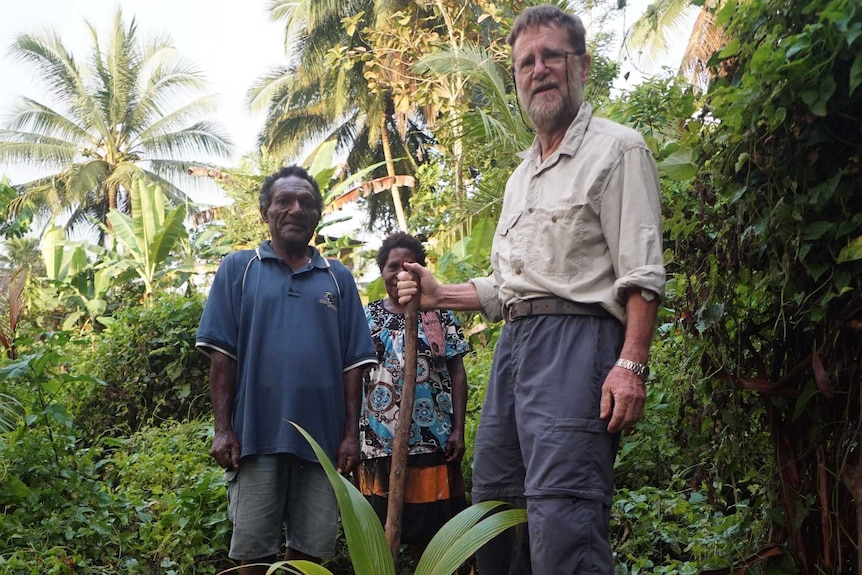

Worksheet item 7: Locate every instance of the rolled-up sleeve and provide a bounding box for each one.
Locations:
[600,146,666,305]
[469,273,504,323]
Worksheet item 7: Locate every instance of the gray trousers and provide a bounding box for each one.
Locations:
[471,314,623,575]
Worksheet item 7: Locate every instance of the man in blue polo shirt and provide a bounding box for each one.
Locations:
[196,165,377,575]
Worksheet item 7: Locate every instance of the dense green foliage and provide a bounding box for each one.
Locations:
[663,0,862,571]
[0,419,230,574]
[71,293,210,441]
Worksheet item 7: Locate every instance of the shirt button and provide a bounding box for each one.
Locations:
[551,215,557,222]
[528,208,534,214]
[515,268,522,275]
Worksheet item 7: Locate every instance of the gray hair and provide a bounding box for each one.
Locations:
[507,5,587,55]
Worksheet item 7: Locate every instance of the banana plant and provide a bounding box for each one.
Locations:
[104,178,189,298]
[265,423,527,575]
[40,222,114,328]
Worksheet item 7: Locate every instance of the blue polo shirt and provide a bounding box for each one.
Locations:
[196,241,377,462]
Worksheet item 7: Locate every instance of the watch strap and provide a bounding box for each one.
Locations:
[615,358,649,382]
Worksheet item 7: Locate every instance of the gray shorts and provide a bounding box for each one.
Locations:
[226,453,339,560]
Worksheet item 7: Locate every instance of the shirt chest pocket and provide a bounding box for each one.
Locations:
[495,212,521,237]
[491,211,522,269]
[526,204,586,277]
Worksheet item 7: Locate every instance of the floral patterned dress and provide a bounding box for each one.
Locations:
[356,299,470,544]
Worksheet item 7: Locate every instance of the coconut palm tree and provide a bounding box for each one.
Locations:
[0,8,233,240]
[251,0,454,232]
[619,0,726,90]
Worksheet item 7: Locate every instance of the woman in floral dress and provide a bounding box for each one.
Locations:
[356,232,470,556]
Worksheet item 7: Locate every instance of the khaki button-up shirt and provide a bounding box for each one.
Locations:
[470,103,665,324]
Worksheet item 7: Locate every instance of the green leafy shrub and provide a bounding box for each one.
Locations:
[70,292,210,441]
[0,430,128,574]
[461,346,494,491]
[100,420,231,574]
[611,317,780,573]
[0,419,233,575]
[612,486,772,575]
[662,0,862,568]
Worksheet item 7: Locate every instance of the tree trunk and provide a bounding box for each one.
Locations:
[380,114,409,231]
[841,434,862,571]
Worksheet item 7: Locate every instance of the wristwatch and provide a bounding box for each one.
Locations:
[615,358,649,382]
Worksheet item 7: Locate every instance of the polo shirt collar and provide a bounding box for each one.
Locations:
[518,102,593,164]
[257,240,330,269]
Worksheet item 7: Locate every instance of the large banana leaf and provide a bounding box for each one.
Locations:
[292,423,529,575]
[133,177,166,252]
[416,504,527,575]
[41,225,94,281]
[149,204,188,275]
[41,224,65,281]
[291,423,396,575]
[106,177,189,295]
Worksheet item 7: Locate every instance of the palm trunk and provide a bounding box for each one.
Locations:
[679,3,725,90]
[103,181,118,249]
[380,114,409,231]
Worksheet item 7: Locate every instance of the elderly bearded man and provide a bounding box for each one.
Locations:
[395,6,665,575]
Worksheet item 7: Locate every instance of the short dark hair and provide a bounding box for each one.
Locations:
[259,165,323,213]
[376,231,427,271]
[507,5,587,56]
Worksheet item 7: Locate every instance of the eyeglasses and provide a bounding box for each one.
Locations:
[513,49,580,76]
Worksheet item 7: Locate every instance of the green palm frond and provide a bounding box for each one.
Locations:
[247,64,295,113]
[291,422,528,575]
[416,503,527,575]
[9,32,85,109]
[291,422,396,575]
[620,0,695,68]
[138,99,227,141]
[415,42,530,174]
[141,119,233,159]
[103,162,145,190]
[66,160,111,198]
[2,98,92,144]
[0,136,79,168]
[6,163,106,220]
[135,57,211,124]
[0,392,24,432]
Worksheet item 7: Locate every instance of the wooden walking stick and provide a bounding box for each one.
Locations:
[385,278,421,562]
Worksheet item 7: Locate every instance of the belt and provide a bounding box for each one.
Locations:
[505,296,610,322]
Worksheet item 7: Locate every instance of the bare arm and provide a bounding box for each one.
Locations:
[396,261,482,311]
[209,350,240,469]
[337,366,363,474]
[600,288,659,432]
[444,354,468,463]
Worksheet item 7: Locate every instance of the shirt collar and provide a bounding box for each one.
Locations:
[257,240,330,270]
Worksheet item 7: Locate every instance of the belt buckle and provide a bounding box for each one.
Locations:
[507,301,524,322]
